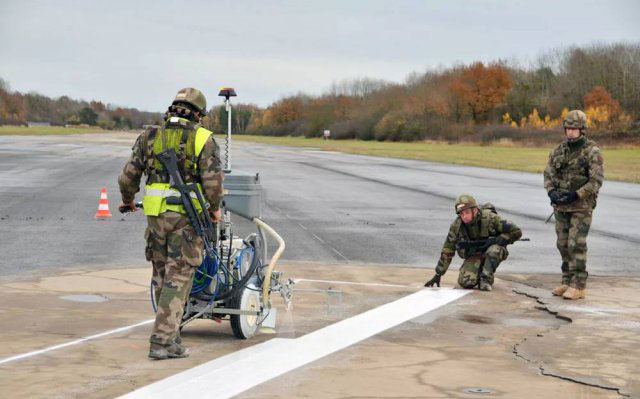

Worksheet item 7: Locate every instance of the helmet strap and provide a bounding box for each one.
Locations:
[164,104,201,123]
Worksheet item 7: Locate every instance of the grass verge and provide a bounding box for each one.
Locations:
[0,126,107,136]
[229,135,640,183]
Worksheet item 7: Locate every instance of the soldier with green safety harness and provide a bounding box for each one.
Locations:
[544,110,604,300]
[118,88,224,359]
[424,194,522,291]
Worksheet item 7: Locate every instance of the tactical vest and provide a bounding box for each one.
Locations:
[454,207,496,258]
[549,139,595,192]
[142,117,213,216]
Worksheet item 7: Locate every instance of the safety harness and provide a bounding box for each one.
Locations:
[142,116,212,216]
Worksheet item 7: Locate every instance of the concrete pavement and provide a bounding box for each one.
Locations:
[1,262,637,399]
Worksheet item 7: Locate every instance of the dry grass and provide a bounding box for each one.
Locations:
[229,135,640,183]
[0,125,106,136]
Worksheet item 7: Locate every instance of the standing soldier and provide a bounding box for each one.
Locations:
[118,88,224,359]
[544,110,604,300]
[424,195,522,291]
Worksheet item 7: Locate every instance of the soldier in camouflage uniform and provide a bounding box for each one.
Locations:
[424,194,522,291]
[118,88,224,359]
[544,110,604,300]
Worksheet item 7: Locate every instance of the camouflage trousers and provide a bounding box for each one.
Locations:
[457,245,508,288]
[146,212,204,345]
[554,210,592,289]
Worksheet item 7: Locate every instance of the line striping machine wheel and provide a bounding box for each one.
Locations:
[230,284,262,339]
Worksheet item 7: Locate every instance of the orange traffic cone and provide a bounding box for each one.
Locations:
[95,187,113,218]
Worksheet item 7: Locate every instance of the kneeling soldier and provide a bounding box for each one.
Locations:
[425,194,522,291]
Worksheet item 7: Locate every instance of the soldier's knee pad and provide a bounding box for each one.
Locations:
[457,273,477,289]
[485,245,502,258]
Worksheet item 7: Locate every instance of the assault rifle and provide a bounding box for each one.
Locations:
[156,149,217,257]
[156,149,261,304]
[456,237,530,256]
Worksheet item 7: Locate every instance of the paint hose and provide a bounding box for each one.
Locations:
[253,218,285,306]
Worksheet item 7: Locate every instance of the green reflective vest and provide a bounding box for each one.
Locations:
[143,118,213,216]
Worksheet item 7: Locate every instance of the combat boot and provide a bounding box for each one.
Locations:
[552,284,569,296]
[148,341,190,360]
[148,343,169,360]
[562,287,586,300]
[478,279,492,292]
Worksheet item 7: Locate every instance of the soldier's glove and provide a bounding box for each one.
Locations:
[485,236,509,248]
[479,237,495,250]
[556,191,579,205]
[424,273,441,288]
[548,190,564,205]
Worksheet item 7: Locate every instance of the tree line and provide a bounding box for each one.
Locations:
[0,78,162,129]
[238,42,640,144]
[3,42,639,142]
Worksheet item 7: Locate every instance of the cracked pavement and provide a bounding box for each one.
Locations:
[509,274,640,398]
[1,263,638,398]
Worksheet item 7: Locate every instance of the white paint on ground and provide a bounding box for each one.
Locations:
[116,288,468,399]
[0,319,154,366]
[279,212,350,261]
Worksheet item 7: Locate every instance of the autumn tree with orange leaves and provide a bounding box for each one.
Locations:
[584,86,621,116]
[270,97,304,125]
[450,62,511,123]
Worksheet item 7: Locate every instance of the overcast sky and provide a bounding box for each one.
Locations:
[1,0,639,112]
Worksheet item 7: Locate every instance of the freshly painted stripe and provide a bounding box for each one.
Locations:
[0,319,154,366]
[116,288,468,399]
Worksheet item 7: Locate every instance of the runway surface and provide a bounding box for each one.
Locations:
[0,134,638,278]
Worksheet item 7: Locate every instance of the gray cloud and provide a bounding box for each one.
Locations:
[1,0,638,111]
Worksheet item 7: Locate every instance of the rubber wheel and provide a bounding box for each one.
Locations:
[230,285,261,339]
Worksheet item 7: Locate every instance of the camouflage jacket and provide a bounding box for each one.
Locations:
[435,208,522,275]
[543,136,604,212]
[118,123,224,211]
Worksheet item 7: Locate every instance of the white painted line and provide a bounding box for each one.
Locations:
[293,277,416,288]
[310,232,326,243]
[309,232,349,261]
[116,288,469,399]
[281,212,349,261]
[328,246,350,261]
[0,319,154,366]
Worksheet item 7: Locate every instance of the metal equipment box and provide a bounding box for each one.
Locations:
[224,171,261,219]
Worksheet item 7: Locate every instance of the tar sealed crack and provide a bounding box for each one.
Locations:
[512,287,631,398]
[513,288,573,323]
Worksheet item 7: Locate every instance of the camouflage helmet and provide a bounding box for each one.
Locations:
[172,88,207,114]
[563,110,587,130]
[455,194,478,214]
